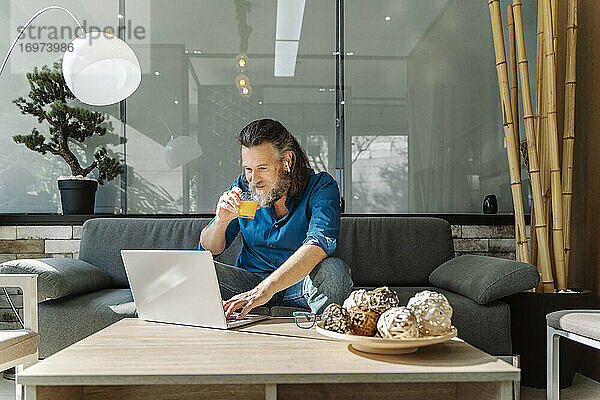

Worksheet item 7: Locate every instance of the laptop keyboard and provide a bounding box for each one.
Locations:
[226,313,258,322]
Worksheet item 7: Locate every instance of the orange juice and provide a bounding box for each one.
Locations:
[239,200,258,219]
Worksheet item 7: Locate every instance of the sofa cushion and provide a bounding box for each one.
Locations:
[429,254,540,304]
[358,286,512,355]
[0,330,39,365]
[334,217,454,287]
[38,288,136,358]
[0,258,112,302]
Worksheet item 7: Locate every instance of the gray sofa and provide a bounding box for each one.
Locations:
[0,217,539,358]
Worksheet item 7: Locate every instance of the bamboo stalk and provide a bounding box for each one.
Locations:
[488,0,529,264]
[513,0,555,293]
[534,0,544,155]
[537,0,554,277]
[507,5,521,165]
[530,201,538,262]
[542,0,567,290]
[507,5,522,257]
[562,0,578,278]
[531,0,544,274]
[551,0,558,57]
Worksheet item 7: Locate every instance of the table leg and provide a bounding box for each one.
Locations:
[455,381,516,399]
[265,383,277,400]
[500,381,513,400]
[24,385,36,400]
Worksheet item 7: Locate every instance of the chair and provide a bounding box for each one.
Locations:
[0,274,39,400]
[546,310,600,400]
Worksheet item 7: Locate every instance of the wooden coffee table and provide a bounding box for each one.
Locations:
[19,318,519,400]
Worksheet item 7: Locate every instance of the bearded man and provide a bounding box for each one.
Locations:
[199,119,353,319]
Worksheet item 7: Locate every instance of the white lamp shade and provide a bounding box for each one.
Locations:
[164,136,203,169]
[62,32,141,106]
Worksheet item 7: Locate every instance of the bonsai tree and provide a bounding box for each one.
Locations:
[12,60,123,184]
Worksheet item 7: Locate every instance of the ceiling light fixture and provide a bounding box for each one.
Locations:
[274,0,306,77]
[385,16,392,21]
[241,85,253,97]
[274,40,299,77]
[235,53,249,70]
[235,73,249,88]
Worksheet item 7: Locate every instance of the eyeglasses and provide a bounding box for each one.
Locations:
[293,311,322,329]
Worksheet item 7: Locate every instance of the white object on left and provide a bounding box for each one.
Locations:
[164,135,203,169]
[0,6,141,106]
[62,32,141,106]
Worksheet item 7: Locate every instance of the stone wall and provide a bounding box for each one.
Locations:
[452,225,517,260]
[0,225,82,262]
[0,223,517,326]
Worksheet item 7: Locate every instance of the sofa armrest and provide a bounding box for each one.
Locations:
[0,258,112,302]
[429,254,540,305]
[0,274,37,331]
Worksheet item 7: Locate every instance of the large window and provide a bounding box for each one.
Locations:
[0,0,536,214]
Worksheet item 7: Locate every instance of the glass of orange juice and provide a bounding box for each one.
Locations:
[239,192,259,219]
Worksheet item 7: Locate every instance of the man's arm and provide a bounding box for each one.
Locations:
[199,217,233,255]
[223,244,326,318]
[259,244,327,295]
[199,186,243,254]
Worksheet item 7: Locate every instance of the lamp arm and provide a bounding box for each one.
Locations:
[0,6,86,77]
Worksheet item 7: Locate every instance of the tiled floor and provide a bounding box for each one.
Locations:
[520,374,600,400]
[0,373,598,399]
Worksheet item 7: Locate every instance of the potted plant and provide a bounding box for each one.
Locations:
[12,61,124,214]
[488,0,593,388]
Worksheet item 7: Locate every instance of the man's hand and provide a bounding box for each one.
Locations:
[216,186,242,223]
[223,285,274,319]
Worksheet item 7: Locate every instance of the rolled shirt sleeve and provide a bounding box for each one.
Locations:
[301,175,341,256]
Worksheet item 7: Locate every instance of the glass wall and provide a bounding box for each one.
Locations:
[0,0,537,214]
[344,0,536,213]
[126,0,336,213]
[0,0,121,213]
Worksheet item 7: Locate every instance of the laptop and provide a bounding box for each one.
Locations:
[120,250,268,329]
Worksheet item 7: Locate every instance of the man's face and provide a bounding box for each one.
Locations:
[241,143,291,207]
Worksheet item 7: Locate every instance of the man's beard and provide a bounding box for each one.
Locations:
[249,168,292,207]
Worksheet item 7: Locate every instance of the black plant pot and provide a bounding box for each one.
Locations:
[58,179,98,214]
[503,289,594,389]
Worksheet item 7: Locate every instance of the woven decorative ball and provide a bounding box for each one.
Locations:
[406,290,453,336]
[342,289,371,311]
[376,306,420,339]
[322,303,350,333]
[368,286,400,314]
[348,307,379,336]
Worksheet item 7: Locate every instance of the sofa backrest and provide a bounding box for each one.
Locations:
[333,217,454,286]
[79,218,210,287]
[79,216,453,288]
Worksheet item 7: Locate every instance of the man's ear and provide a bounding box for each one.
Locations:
[284,152,294,168]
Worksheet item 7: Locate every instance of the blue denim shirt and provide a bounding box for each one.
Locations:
[199,169,341,276]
